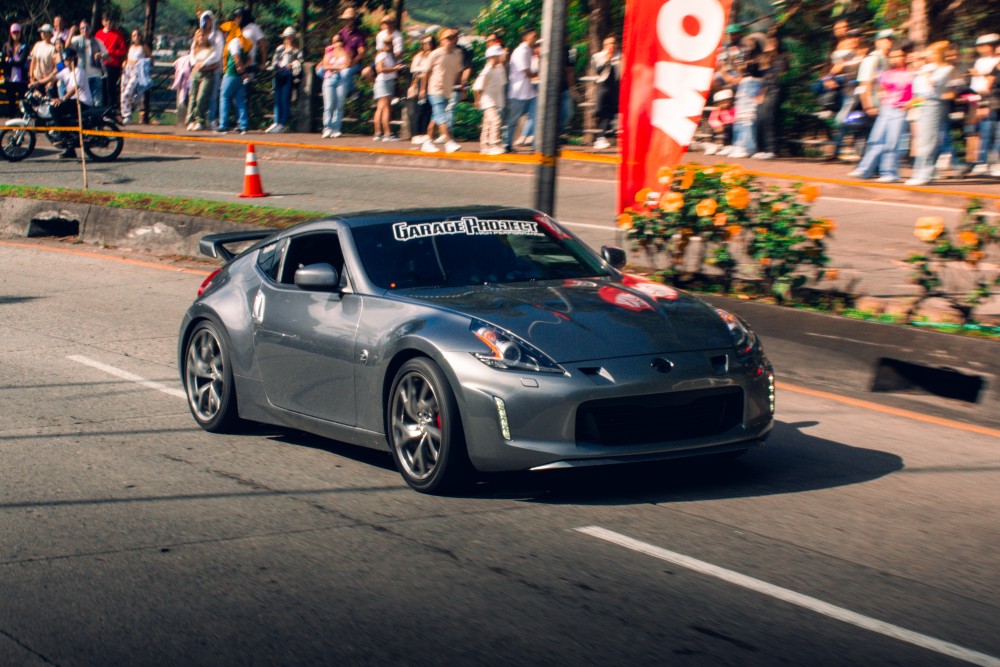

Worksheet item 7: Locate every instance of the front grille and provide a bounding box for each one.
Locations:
[575,387,744,446]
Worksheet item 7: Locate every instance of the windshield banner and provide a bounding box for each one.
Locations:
[618,0,732,212]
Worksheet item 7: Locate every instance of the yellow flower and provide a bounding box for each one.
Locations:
[914,217,945,242]
[959,230,979,246]
[702,166,717,175]
[617,213,634,230]
[713,212,728,227]
[635,187,652,203]
[696,198,718,217]
[656,167,675,184]
[825,269,839,281]
[727,224,743,239]
[806,225,827,240]
[725,186,751,210]
[820,218,837,233]
[721,166,746,185]
[660,191,685,213]
[799,183,821,203]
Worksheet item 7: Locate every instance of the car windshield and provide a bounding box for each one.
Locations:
[351,215,613,290]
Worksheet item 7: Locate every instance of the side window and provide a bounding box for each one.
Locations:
[278,232,345,286]
[256,238,286,283]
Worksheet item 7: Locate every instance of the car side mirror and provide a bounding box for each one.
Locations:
[601,245,627,269]
[294,263,340,292]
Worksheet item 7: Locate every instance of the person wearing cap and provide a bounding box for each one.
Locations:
[266,27,303,133]
[51,47,93,159]
[591,35,620,150]
[336,7,368,110]
[216,17,253,134]
[706,88,735,155]
[472,44,506,154]
[375,15,404,58]
[70,20,109,107]
[2,23,30,114]
[419,28,463,153]
[968,33,1000,175]
[29,24,59,93]
[504,29,539,153]
[96,12,128,115]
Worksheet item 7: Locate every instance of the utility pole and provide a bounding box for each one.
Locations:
[533,0,567,216]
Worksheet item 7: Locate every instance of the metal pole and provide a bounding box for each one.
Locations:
[533,0,567,216]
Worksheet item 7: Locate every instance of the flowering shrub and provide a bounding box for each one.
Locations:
[906,199,1000,323]
[618,164,835,302]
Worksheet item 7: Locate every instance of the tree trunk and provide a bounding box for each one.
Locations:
[91,0,104,32]
[141,0,158,124]
[394,0,406,29]
[588,0,611,56]
[908,0,929,47]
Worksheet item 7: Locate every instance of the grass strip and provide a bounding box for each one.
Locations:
[0,183,325,229]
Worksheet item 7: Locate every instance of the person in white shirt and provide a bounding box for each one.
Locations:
[372,38,401,140]
[70,20,109,107]
[504,29,538,153]
[969,33,1000,174]
[375,15,404,58]
[237,8,267,73]
[51,48,93,159]
[473,45,506,154]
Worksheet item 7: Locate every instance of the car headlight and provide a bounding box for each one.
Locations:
[715,308,758,357]
[470,321,565,374]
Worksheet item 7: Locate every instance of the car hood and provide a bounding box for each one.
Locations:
[395,278,733,362]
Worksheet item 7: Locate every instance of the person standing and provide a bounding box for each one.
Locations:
[119,29,151,124]
[320,34,349,138]
[193,11,224,129]
[70,21,109,107]
[29,24,59,95]
[51,16,76,46]
[419,28,463,153]
[504,29,538,153]
[907,42,953,185]
[239,9,268,75]
[266,27,303,133]
[372,37,401,141]
[216,26,252,133]
[95,13,127,115]
[590,35,620,150]
[406,34,436,144]
[333,7,368,134]
[968,34,1000,175]
[730,60,763,158]
[850,46,914,183]
[472,44,506,154]
[753,33,787,160]
[2,24,30,115]
[185,28,218,131]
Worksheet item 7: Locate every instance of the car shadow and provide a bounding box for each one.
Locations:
[468,420,904,505]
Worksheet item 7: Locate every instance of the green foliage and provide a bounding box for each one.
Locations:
[472,0,588,55]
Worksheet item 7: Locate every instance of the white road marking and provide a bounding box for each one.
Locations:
[68,355,185,399]
[820,196,999,216]
[576,526,1000,667]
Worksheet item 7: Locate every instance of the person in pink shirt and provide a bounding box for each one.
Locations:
[704,89,735,155]
[849,45,914,183]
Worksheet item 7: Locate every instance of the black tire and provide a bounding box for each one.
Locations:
[82,121,123,162]
[183,321,241,433]
[387,358,472,494]
[0,128,36,162]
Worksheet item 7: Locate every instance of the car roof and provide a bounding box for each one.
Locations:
[293,206,545,233]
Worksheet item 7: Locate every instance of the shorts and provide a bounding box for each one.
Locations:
[429,94,451,127]
[373,78,395,100]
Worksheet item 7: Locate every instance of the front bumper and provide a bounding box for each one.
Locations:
[443,347,774,472]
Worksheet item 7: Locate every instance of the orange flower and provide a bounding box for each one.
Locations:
[756,227,769,235]
[959,230,979,246]
[799,183,821,203]
[966,250,985,264]
[726,224,743,239]
[617,213,634,230]
[679,168,697,190]
[656,167,675,184]
[634,187,652,203]
[825,269,839,281]
[771,202,787,213]
[819,218,837,233]
[806,225,827,240]
[680,227,695,237]
[725,186,751,210]
[701,166,717,175]
[660,191,685,213]
[759,256,772,267]
[914,217,945,242]
[696,198,718,217]
[721,166,746,185]
[713,212,728,227]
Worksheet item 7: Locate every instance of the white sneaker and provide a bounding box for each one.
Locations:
[445,141,461,154]
[876,175,900,183]
[935,154,952,170]
[192,122,204,132]
[121,116,131,126]
[265,123,280,133]
[905,177,930,186]
[321,128,332,138]
[593,137,611,150]
[433,135,447,144]
[703,143,719,156]
[718,145,734,156]
[331,131,342,138]
[970,164,988,176]
[373,134,383,141]
[990,164,1000,178]
[847,169,866,178]
[753,152,775,160]
[485,146,505,155]
[728,148,749,158]
[410,134,428,145]
[382,134,399,142]
[421,140,440,153]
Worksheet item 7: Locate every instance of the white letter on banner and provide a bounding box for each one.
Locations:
[651,61,713,146]
[658,0,725,63]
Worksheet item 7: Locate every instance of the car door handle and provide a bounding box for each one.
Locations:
[252,290,265,324]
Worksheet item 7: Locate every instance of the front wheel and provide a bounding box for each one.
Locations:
[83,121,123,162]
[388,358,472,494]
[0,128,36,162]
[183,321,241,433]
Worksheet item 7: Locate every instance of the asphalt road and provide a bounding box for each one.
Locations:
[0,148,995,303]
[1,241,998,666]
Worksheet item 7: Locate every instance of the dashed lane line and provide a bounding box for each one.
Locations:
[67,355,185,399]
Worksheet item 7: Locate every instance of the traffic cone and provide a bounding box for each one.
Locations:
[238,144,268,198]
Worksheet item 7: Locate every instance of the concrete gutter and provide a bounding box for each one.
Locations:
[2,195,996,431]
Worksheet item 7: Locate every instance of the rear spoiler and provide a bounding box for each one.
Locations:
[199,230,274,261]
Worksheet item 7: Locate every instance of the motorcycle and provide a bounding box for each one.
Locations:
[0,89,124,162]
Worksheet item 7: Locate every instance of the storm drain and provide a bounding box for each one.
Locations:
[871,357,984,404]
[27,215,80,238]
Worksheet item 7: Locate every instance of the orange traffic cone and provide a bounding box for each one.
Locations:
[238,144,268,198]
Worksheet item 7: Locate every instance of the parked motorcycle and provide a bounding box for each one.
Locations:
[0,89,124,162]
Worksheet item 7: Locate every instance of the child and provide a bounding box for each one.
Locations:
[705,89,735,155]
[373,37,400,141]
[730,61,763,158]
[472,45,506,155]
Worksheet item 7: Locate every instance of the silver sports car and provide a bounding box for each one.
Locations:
[179,207,774,493]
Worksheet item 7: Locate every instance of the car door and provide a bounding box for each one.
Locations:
[252,231,362,425]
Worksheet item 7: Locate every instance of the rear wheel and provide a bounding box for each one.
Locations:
[388,358,472,493]
[183,321,241,432]
[0,128,36,162]
[83,121,123,162]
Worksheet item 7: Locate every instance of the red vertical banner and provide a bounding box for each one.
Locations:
[618,0,733,212]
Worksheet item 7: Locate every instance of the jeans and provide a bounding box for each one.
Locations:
[331,63,361,134]
[733,120,757,154]
[429,94,450,127]
[910,100,944,182]
[856,105,907,178]
[219,74,248,131]
[504,97,534,151]
[273,70,293,126]
[975,111,997,165]
[322,74,341,131]
[208,70,221,124]
[88,77,104,107]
